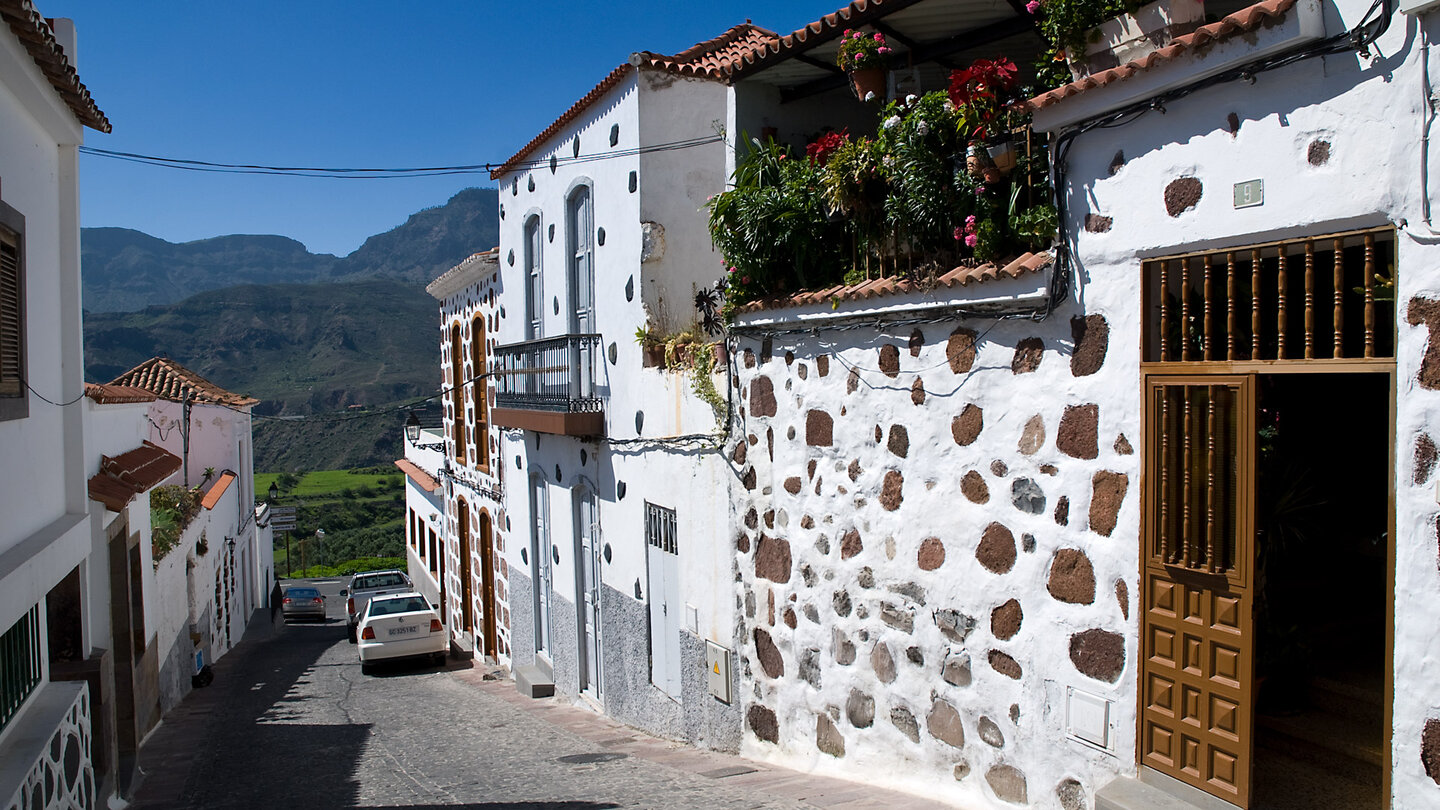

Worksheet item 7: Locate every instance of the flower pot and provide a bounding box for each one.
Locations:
[711,342,728,367]
[965,143,996,180]
[643,345,666,368]
[986,138,1018,176]
[1068,0,1205,80]
[848,68,887,103]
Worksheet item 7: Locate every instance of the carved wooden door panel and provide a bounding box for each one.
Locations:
[1142,376,1255,807]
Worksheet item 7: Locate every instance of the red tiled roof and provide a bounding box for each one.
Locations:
[492,22,782,180]
[395,459,439,493]
[736,253,1053,314]
[200,471,236,510]
[84,383,157,405]
[0,1,109,132]
[87,440,182,511]
[720,0,920,81]
[1029,0,1299,111]
[109,357,259,408]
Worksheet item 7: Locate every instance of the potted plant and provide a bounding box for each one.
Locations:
[1028,0,1204,81]
[835,29,893,102]
[635,327,665,367]
[949,57,1022,180]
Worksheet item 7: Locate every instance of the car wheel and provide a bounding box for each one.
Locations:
[360,661,372,675]
[433,651,447,666]
[347,624,356,643]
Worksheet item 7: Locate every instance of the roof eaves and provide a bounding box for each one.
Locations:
[0,1,110,132]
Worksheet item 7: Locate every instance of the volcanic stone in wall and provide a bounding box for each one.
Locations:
[1416,434,1438,485]
[834,628,856,665]
[733,441,747,465]
[936,609,976,643]
[880,603,914,633]
[1405,297,1440,389]
[1054,496,1070,526]
[817,354,830,376]
[754,627,784,678]
[948,327,979,374]
[912,378,926,405]
[918,537,946,571]
[991,599,1023,641]
[847,367,861,394]
[906,646,924,665]
[891,705,921,743]
[1089,471,1129,537]
[986,765,1028,805]
[962,471,990,504]
[798,646,820,686]
[1164,177,1203,217]
[909,328,925,357]
[977,523,1017,574]
[751,376,777,417]
[1047,549,1096,605]
[989,650,1022,679]
[888,425,909,458]
[871,642,897,684]
[978,716,1005,748]
[1070,314,1110,377]
[742,468,756,490]
[833,590,852,617]
[1423,718,1440,784]
[1012,338,1043,374]
[1057,404,1099,459]
[841,529,863,559]
[848,459,863,482]
[1070,628,1125,683]
[784,477,803,494]
[744,508,758,529]
[1019,414,1045,455]
[807,410,834,446]
[880,471,904,511]
[879,344,901,378]
[1057,778,1087,810]
[952,404,984,446]
[817,713,846,757]
[743,349,756,368]
[943,653,972,686]
[755,535,792,583]
[736,532,751,553]
[1116,579,1130,620]
[784,608,798,629]
[847,688,876,728]
[748,704,779,743]
[1114,434,1133,455]
[1011,478,1045,514]
[927,699,967,748]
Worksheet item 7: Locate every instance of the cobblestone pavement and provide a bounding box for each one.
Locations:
[130,604,957,810]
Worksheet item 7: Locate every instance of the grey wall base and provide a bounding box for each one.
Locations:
[510,569,536,667]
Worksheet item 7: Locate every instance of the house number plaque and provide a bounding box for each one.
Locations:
[1234,179,1264,209]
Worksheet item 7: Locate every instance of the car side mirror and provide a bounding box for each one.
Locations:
[339,589,348,597]
[432,603,440,611]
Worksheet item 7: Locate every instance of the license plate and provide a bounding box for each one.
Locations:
[387,625,418,637]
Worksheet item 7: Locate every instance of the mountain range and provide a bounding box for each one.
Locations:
[83,187,499,471]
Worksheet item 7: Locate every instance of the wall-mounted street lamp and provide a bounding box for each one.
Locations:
[405,410,422,443]
[267,481,279,502]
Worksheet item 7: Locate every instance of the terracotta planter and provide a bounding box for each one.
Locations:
[1068,0,1205,80]
[642,345,666,368]
[986,138,1018,176]
[711,342,728,367]
[848,68,887,103]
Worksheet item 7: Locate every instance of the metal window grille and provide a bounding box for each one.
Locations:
[1,605,43,734]
[645,503,677,555]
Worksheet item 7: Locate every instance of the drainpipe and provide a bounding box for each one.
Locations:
[181,390,192,487]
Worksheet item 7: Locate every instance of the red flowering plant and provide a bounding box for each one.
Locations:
[806,129,849,165]
[834,29,892,71]
[947,57,1022,141]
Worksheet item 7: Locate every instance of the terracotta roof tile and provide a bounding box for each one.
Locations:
[84,383,157,405]
[200,471,236,511]
[0,1,109,132]
[108,357,259,408]
[88,440,182,511]
[394,459,439,493]
[1028,0,1299,111]
[736,252,1053,314]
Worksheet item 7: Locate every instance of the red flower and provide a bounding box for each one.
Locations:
[805,129,850,165]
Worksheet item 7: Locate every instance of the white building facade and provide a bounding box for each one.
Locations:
[0,4,111,809]
[485,30,754,748]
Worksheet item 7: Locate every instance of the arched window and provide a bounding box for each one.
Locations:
[566,185,594,335]
[524,216,543,340]
[471,314,489,471]
[449,322,465,463]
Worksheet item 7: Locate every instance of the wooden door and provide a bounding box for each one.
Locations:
[458,497,473,634]
[479,511,498,659]
[1142,375,1256,807]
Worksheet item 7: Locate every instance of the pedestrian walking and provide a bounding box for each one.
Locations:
[270,577,282,623]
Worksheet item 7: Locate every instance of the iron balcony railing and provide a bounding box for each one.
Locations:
[0,605,42,735]
[494,333,603,413]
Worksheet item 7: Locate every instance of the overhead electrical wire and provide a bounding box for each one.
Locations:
[76,134,725,179]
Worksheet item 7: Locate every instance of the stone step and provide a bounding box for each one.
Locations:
[1096,776,1232,810]
[515,663,554,699]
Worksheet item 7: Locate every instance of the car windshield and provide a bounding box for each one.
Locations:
[354,573,407,589]
[369,597,429,617]
[286,588,320,598]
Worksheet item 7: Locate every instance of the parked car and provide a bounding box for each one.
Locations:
[356,593,446,673]
[281,586,326,622]
[342,570,413,642]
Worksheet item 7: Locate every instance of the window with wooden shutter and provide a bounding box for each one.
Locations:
[0,210,25,419]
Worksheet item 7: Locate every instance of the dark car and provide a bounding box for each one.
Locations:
[281,586,326,622]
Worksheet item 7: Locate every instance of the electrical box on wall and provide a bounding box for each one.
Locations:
[1066,686,1116,752]
[705,641,731,703]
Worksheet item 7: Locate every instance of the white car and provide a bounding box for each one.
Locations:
[356,592,447,673]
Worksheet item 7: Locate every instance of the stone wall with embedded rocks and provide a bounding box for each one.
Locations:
[729,295,1138,809]
[1032,5,1440,802]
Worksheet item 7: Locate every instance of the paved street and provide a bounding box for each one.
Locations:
[129,579,954,810]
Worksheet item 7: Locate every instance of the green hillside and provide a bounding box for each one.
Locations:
[84,278,441,471]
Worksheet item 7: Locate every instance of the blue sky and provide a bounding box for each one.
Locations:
[45,1,849,257]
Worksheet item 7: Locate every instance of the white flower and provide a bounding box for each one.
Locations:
[943,100,955,113]
[864,91,876,102]
[916,120,929,136]
[905,94,918,106]
[883,115,901,130]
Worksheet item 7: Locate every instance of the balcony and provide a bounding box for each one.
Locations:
[491,333,605,437]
